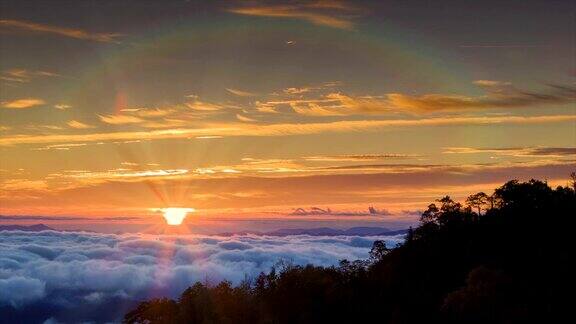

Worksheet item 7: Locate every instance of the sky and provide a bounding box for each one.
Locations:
[0,0,574,231]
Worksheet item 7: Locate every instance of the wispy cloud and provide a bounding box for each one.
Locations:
[236,113,257,122]
[1,114,575,146]
[258,82,575,116]
[54,104,71,110]
[184,96,236,112]
[98,114,145,125]
[0,179,48,192]
[31,143,89,151]
[58,168,189,181]
[0,19,122,43]
[0,69,60,83]
[304,154,422,162]
[387,82,575,113]
[1,98,45,109]
[67,120,95,129]
[227,1,361,30]
[121,107,176,118]
[443,146,576,157]
[226,88,256,97]
[283,82,342,95]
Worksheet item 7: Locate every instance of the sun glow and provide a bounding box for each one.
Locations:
[160,208,195,225]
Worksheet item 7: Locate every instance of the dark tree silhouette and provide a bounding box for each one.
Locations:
[466,192,489,217]
[369,240,389,261]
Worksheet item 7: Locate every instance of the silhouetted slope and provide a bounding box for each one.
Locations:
[124,178,574,324]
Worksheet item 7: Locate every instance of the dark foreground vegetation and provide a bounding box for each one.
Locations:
[124,177,575,324]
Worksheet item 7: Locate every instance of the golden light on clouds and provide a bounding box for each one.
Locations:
[0,19,122,43]
[227,1,360,30]
[2,98,45,109]
[67,120,94,129]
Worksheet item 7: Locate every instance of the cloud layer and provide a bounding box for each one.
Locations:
[0,229,402,323]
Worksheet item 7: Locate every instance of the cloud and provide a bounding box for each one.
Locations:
[228,1,360,30]
[54,168,189,182]
[283,82,340,94]
[196,135,224,139]
[387,82,575,113]
[98,114,145,125]
[1,114,575,146]
[0,277,46,307]
[67,120,94,129]
[1,159,573,216]
[226,88,256,97]
[260,82,575,116]
[0,179,48,192]
[443,146,576,157]
[54,104,71,110]
[185,97,228,111]
[121,108,176,118]
[1,98,45,109]
[0,69,60,83]
[101,105,204,129]
[236,113,257,122]
[0,19,122,43]
[304,154,421,162]
[0,230,402,322]
[31,143,89,151]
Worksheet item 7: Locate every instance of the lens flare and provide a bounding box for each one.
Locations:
[160,208,195,225]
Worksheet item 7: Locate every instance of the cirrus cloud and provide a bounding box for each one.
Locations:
[258,82,575,116]
[0,19,122,43]
[227,1,361,30]
[0,114,575,146]
[1,98,45,109]
[67,120,94,129]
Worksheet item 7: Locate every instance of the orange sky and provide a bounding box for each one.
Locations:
[1,0,574,228]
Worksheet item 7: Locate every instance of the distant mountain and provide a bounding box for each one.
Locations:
[0,224,55,231]
[0,224,407,236]
[219,227,408,237]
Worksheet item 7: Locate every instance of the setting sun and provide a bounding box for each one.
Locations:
[160,208,195,225]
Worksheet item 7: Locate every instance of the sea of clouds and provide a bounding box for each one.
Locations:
[0,230,404,323]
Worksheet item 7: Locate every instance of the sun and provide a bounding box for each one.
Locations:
[160,208,195,225]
